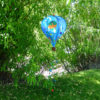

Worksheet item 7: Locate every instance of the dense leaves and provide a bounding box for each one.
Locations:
[0,0,100,88]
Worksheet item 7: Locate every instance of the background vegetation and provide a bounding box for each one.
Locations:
[0,0,100,90]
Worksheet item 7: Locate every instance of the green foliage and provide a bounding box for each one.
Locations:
[0,0,100,88]
[0,0,69,87]
[61,0,100,70]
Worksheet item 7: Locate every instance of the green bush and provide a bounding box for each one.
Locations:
[0,0,100,88]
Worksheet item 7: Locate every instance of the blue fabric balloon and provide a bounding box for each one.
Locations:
[41,15,67,47]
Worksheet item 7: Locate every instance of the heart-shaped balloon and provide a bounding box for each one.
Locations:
[41,15,67,49]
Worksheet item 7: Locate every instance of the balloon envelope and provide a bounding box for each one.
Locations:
[41,15,67,47]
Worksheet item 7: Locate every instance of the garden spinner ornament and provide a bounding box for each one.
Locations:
[41,15,67,51]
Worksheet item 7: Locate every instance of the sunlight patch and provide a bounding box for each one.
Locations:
[95,80,100,85]
[79,72,85,75]
[75,72,85,77]
[66,0,70,5]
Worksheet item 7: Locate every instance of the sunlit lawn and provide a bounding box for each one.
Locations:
[0,69,100,100]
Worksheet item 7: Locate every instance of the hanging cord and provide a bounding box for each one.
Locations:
[52,50,57,62]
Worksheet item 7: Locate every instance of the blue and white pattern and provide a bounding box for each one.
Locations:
[41,15,67,47]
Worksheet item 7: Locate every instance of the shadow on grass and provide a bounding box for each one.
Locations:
[0,69,100,100]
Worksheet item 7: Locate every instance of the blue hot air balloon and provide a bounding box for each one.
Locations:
[41,15,67,51]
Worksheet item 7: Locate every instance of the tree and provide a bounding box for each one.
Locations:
[62,0,100,71]
[0,0,100,88]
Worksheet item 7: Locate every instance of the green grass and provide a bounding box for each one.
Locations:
[0,69,100,100]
